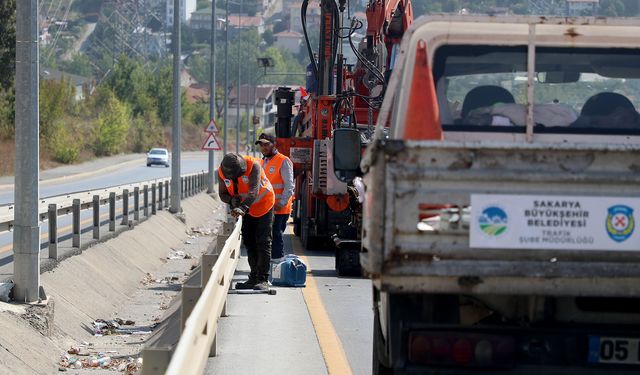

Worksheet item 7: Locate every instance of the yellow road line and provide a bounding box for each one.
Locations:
[287,226,353,375]
[0,208,127,255]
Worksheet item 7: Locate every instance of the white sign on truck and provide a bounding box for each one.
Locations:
[470,194,640,251]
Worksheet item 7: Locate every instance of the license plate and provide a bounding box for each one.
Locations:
[588,336,640,365]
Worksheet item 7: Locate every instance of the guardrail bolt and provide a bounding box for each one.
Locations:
[151,183,157,215]
[134,187,140,221]
[143,185,149,217]
[72,199,81,248]
[122,189,130,225]
[158,182,164,211]
[109,192,116,232]
[93,195,100,240]
[48,204,58,259]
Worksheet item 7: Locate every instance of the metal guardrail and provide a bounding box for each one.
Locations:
[0,171,210,256]
[164,216,241,375]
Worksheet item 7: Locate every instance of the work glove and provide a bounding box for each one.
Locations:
[230,196,242,208]
[231,207,246,218]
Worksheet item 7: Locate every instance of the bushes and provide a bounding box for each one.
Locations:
[93,91,131,156]
[48,121,80,163]
[130,112,164,153]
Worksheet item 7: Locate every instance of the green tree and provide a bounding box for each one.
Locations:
[130,111,165,153]
[48,121,80,163]
[62,53,94,77]
[93,90,131,156]
[39,78,76,137]
[0,87,15,139]
[0,0,15,90]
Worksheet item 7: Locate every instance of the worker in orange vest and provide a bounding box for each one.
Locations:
[218,153,275,291]
[255,133,294,262]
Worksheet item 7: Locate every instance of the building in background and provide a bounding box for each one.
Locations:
[274,31,303,54]
[566,0,598,16]
[167,0,197,27]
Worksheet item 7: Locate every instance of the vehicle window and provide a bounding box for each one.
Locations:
[149,149,167,155]
[433,45,640,134]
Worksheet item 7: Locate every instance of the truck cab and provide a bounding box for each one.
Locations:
[355,16,640,374]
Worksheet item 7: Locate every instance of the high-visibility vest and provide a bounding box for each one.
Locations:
[218,156,274,217]
[262,152,293,215]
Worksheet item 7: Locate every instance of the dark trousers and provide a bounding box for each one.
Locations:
[271,214,289,259]
[242,209,274,282]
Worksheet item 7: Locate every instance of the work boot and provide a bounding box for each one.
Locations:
[236,278,257,290]
[253,281,270,291]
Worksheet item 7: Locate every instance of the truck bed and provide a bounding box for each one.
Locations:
[362,140,640,297]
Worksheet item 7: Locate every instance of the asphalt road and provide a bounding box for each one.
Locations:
[206,226,373,375]
[0,153,214,205]
[0,152,216,276]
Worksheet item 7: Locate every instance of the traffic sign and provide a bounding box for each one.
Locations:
[205,119,219,133]
[201,132,222,151]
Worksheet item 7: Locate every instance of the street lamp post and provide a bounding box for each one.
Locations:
[236,0,243,153]
[223,0,229,155]
[207,0,217,193]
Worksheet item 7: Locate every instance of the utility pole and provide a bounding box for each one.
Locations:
[14,0,41,302]
[170,0,181,213]
[236,0,242,153]
[207,0,217,193]
[223,0,229,155]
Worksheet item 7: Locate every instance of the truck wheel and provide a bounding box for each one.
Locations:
[292,201,301,237]
[300,178,322,250]
[336,248,362,277]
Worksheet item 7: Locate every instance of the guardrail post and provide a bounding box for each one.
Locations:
[134,187,140,221]
[181,272,202,332]
[72,199,81,248]
[48,204,58,259]
[191,175,195,195]
[143,185,149,217]
[122,189,129,225]
[93,195,100,240]
[151,183,157,215]
[158,182,163,211]
[164,182,169,208]
[109,192,116,232]
[181,177,185,199]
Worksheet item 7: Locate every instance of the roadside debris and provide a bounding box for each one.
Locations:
[92,319,154,336]
[189,227,213,236]
[167,250,192,260]
[141,273,155,286]
[59,351,142,373]
[0,281,13,302]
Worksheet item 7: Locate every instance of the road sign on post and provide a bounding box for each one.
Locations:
[205,119,219,133]
[202,133,222,151]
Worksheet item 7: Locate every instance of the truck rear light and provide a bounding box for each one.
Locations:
[408,331,515,368]
[452,339,473,364]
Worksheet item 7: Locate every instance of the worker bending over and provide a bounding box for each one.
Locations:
[218,153,275,291]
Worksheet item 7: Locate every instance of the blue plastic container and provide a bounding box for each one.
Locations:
[271,254,307,287]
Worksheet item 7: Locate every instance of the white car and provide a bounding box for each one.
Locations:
[146,148,170,167]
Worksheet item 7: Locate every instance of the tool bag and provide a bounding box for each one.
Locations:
[270,254,307,287]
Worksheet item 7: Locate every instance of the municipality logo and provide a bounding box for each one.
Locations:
[606,205,635,242]
[478,206,508,236]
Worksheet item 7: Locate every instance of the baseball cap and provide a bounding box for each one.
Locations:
[255,133,276,145]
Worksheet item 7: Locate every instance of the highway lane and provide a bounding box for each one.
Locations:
[207,226,373,375]
[0,152,214,205]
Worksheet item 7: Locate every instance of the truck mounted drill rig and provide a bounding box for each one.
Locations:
[273,0,413,276]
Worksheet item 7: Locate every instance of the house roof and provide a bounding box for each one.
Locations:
[274,30,303,38]
[227,14,262,27]
[229,84,279,106]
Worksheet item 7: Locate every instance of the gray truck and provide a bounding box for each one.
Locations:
[335,15,640,374]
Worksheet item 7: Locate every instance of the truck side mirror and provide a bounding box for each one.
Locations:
[333,128,361,183]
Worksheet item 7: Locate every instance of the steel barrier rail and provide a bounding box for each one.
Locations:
[165,216,242,375]
[0,171,208,233]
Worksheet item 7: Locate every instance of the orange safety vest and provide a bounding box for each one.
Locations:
[218,156,274,217]
[262,152,293,215]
